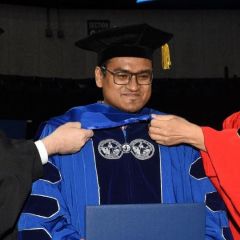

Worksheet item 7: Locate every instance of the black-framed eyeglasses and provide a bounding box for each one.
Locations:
[101,67,153,85]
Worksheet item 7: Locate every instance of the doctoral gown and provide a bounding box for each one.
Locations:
[18,103,233,240]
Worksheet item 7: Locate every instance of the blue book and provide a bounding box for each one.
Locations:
[86,203,205,240]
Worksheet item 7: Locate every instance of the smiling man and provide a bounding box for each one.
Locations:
[18,23,233,240]
[95,57,152,113]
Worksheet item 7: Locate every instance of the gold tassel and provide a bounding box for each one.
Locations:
[161,43,171,70]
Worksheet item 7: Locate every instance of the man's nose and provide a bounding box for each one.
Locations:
[126,75,139,90]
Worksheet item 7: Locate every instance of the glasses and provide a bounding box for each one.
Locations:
[101,67,153,85]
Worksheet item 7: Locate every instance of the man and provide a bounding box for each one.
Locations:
[18,23,233,240]
[149,111,240,239]
[0,122,93,239]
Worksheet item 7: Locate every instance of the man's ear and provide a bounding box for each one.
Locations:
[95,66,103,88]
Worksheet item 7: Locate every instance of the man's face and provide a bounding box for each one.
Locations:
[95,57,152,113]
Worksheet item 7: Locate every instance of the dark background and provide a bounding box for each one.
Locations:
[0,1,239,138]
[0,74,239,138]
[1,0,240,9]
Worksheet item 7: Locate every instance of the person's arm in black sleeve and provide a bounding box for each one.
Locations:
[0,122,93,238]
[0,135,42,238]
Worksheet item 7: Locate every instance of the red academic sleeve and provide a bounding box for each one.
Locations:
[201,124,240,239]
[223,111,240,129]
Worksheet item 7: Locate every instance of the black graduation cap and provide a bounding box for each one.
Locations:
[75,23,173,69]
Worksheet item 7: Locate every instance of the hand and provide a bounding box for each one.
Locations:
[42,122,93,155]
[149,114,206,151]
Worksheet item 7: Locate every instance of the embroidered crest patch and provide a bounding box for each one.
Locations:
[98,138,155,160]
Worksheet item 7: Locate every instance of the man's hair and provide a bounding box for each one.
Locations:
[99,61,109,77]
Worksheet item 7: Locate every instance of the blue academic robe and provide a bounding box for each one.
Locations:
[18,103,233,240]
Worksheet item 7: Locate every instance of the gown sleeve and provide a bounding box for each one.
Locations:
[17,124,82,240]
[0,132,42,238]
[201,111,240,238]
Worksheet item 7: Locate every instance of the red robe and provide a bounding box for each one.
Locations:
[201,111,240,239]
